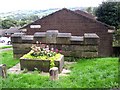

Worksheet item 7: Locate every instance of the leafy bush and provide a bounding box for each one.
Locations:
[21,41,63,68]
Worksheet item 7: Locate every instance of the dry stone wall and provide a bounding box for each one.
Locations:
[11,30,99,58]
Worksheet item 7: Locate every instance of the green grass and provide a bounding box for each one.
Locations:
[0,46,12,49]
[0,50,119,88]
[0,50,19,68]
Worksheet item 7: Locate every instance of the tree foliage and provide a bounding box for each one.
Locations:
[95,2,120,29]
[95,1,120,46]
[85,7,97,15]
[1,19,17,29]
[0,15,39,29]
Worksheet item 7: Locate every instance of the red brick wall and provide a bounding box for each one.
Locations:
[24,9,112,57]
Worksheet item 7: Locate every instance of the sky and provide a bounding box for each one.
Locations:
[0,0,105,13]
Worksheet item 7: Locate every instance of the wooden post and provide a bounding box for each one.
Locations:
[49,67,59,80]
[0,64,7,78]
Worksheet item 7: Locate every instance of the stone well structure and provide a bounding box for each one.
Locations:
[11,30,99,58]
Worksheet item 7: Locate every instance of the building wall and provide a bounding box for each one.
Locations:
[23,9,113,57]
[11,31,99,59]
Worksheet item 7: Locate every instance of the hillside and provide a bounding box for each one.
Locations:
[0,7,86,20]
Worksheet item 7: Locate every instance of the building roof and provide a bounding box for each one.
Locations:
[74,10,96,20]
[5,27,20,34]
[0,29,7,36]
[21,8,115,30]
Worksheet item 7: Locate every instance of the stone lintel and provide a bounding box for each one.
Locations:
[57,33,71,38]
[70,36,83,41]
[11,33,25,37]
[22,35,34,41]
[34,32,46,37]
[84,33,99,39]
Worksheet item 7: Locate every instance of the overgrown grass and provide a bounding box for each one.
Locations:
[0,46,12,49]
[0,50,119,88]
[69,58,119,88]
[0,50,19,68]
[1,56,119,88]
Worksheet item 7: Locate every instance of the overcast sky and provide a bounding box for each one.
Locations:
[0,0,105,13]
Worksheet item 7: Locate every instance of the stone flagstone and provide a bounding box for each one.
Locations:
[8,63,71,76]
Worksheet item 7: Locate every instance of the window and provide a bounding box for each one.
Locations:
[30,25,41,28]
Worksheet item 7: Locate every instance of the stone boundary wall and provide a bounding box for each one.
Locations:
[11,30,99,58]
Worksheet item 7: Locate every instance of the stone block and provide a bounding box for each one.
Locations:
[34,32,46,43]
[62,45,71,51]
[84,33,99,45]
[84,33,99,38]
[70,36,84,44]
[11,33,25,43]
[34,32,46,37]
[56,33,71,44]
[34,37,46,43]
[83,46,98,52]
[81,52,98,58]
[20,55,64,73]
[49,44,62,50]
[49,67,59,80]
[57,33,71,38]
[11,37,22,43]
[46,30,58,44]
[71,41,84,45]
[84,38,99,45]
[70,51,82,57]
[11,33,25,37]
[0,64,7,78]
[62,51,72,56]
[70,36,83,41]
[57,38,70,44]
[71,45,84,51]
[13,49,30,54]
[22,35,33,43]
[12,44,32,50]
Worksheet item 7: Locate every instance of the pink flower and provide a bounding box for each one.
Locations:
[55,49,59,53]
[59,50,62,53]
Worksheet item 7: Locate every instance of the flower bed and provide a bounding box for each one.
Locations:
[20,41,64,73]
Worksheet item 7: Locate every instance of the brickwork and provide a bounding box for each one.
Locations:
[21,8,114,57]
[11,30,99,58]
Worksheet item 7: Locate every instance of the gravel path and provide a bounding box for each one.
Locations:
[0,48,13,52]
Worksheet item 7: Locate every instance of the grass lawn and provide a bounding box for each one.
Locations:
[0,50,119,88]
[0,46,12,49]
[0,50,19,68]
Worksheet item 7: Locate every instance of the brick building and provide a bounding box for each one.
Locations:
[21,8,115,57]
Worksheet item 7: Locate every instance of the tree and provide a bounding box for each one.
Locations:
[86,7,92,14]
[29,15,39,21]
[95,1,120,46]
[95,2,120,29]
[1,19,17,29]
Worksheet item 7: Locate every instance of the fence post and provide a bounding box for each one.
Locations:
[0,64,7,78]
[49,67,59,80]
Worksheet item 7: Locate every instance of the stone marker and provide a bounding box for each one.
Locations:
[46,30,58,43]
[0,64,7,78]
[49,67,59,80]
